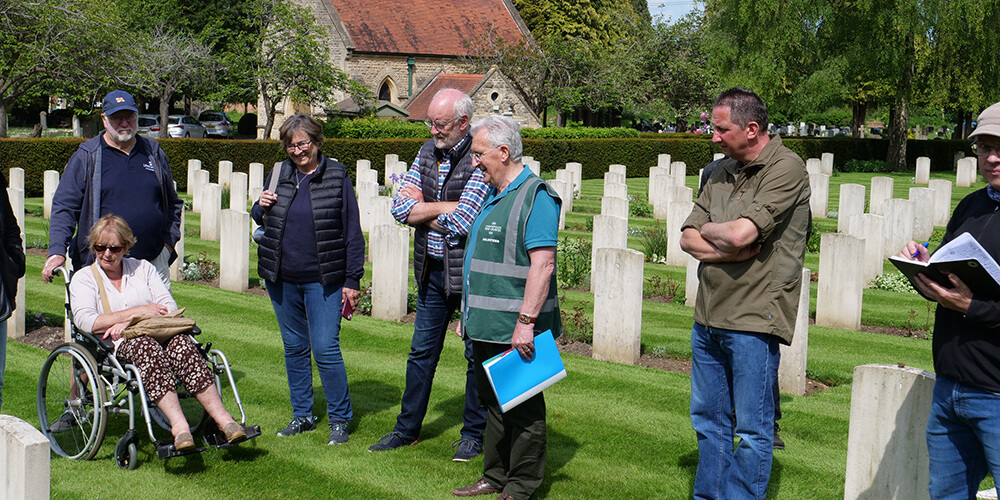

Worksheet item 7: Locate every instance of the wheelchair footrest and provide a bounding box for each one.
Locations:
[204,424,261,449]
[156,440,206,459]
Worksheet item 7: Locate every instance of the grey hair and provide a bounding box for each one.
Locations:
[470,115,523,162]
[433,88,474,123]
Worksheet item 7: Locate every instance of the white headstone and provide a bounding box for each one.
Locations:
[883,198,915,258]
[565,162,582,199]
[915,157,931,184]
[821,152,834,175]
[604,171,626,187]
[384,154,399,181]
[843,365,934,500]
[368,196,395,229]
[219,209,249,292]
[218,160,233,188]
[548,179,570,230]
[657,154,671,168]
[592,248,645,365]
[555,170,574,213]
[591,215,628,291]
[43,170,59,219]
[6,187,23,338]
[192,169,210,213]
[846,213,886,284]
[806,158,821,175]
[187,159,202,196]
[838,184,866,233]
[169,210,185,282]
[908,187,934,242]
[230,172,248,212]
[928,179,953,226]
[526,159,540,176]
[356,159,371,172]
[0,415,50,500]
[815,233,864,330]
[249,162,264,192]
[685,253,700,307]
[371,224,409,322]
[609,164,627,177]
[649,168,668,219]
[601,196,629,220]
[8,168,23,193]
[358,168,378,186]
[809,173,830,218]
[604,182,628,201]
[957,157,976,187]
[669,162,687,188]
[200,183,222,241]
[666,201,694,266]
[869,176,894,216]
[778,267,811,395]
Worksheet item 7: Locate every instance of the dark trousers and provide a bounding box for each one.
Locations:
[394,260,486,442]
[473,340,547,500]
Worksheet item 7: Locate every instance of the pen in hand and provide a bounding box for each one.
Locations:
[912,242,929,258]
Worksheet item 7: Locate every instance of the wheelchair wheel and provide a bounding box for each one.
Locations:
[37,343,108,460]
[114,431,139,470]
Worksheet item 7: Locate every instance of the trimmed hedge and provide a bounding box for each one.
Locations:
[0,136,973,196]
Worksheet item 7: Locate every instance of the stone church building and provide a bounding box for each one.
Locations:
[262,0,541,138]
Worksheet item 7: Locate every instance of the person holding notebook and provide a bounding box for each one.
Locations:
[898,102,1000,499]
[452,115,561,500]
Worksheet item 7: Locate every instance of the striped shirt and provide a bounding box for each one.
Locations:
[390,137,489,258]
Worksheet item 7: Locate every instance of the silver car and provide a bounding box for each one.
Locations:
[198,111,235,139]
[167,115,206,138]
[136,114,162,138]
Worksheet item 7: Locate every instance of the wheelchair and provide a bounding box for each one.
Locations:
[36,267,261,469]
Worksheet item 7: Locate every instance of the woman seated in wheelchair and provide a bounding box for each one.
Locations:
[68,214,245,451]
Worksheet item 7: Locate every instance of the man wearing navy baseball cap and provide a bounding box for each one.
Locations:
[42,90,183,288]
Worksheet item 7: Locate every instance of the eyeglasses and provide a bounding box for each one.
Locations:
[472,146,500,162]
[105,113,137,125]
[285,140,312,152]
[972,142,1000,158]
[423,117,456,131]
[93,244,124,254]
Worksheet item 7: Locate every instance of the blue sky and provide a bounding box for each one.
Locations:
[646,0,699,23]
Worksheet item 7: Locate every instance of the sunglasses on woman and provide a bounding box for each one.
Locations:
[94,244,124,254]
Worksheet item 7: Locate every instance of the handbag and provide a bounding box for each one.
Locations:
[91,264,195,342]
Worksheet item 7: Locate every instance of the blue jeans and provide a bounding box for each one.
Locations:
[394,260,485,443]
[690,322,779,500]
[267,280,352,422]
[927,375,1000,500]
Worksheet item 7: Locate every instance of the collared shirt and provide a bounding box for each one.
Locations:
[390,136,489,258]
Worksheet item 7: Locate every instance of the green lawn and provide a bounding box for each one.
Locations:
[5,169,982,498]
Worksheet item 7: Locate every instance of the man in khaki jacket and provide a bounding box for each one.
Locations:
[681,87,811,500]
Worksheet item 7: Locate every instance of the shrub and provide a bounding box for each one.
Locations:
[640,222,670,262]
[559,302,593,344]
[868,272,918,295]
[181,252,220,281]
[807,221,824,253]
[521,127,639,140]
[841,159,894,173]
[557,237,592,289]
[629,193,653,218]
[643,275,684,303]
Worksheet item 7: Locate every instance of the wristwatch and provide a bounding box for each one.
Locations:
[517,314,536,325]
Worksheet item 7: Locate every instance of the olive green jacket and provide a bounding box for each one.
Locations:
[682,135,811,344]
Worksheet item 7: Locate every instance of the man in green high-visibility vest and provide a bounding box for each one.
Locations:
[452,115,561,500]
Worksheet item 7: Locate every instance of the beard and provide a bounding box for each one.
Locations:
[109,126,136,143]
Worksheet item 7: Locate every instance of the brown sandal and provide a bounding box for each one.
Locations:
[223,422,246,443]
[174,432,195,451]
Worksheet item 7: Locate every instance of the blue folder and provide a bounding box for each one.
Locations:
[482,330,567,413]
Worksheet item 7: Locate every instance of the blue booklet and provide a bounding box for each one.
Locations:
[482,330,567,413]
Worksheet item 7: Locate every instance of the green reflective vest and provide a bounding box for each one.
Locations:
[463,174,562,343]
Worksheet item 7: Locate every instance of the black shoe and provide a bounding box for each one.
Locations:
[773,429,786,450]
[328,421,349,445]
[368,431,414,452]
[276,416,317,437]
[451,438,483,462]
[50,411,80,433]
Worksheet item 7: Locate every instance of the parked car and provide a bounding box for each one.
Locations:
[137,114,162,138]
[198,111,234,139]
[167,115,206,138]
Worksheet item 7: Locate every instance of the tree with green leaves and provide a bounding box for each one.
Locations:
[227,0,370,138]
[112,26,215,138]
[0,0,112,137]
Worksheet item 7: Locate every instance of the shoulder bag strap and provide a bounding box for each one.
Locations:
[90,263,112,314]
